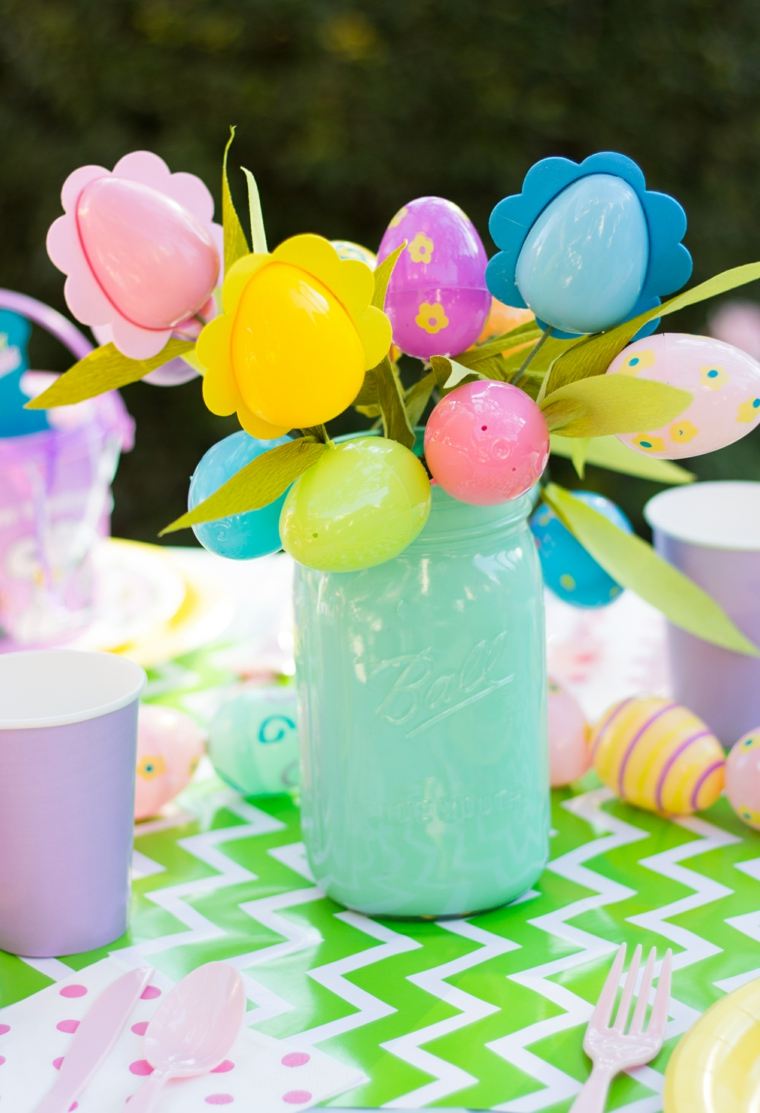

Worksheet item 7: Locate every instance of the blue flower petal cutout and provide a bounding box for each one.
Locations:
[487,152,693,339]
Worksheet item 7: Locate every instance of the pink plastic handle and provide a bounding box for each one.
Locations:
[569,1064,614,1112]
[0,289,93,360]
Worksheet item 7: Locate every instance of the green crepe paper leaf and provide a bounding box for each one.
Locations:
[241,166,267,255]
[162,437,326,535]
[570,438,589,478]
[360,358,414,448]
[540,374,691,437]
[454,322,543,367]
[550,434,695,485]
[26,339,195,409]
[431,355,484,390]
[222,127,250,274]
[544,261,760,396]
[372,243,406,310]
[543,483,760,657]
[404,359,451,427]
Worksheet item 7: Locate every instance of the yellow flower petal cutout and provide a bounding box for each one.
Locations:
[237,399,289,439]
[198,315,237,416]
[196,235,392,432]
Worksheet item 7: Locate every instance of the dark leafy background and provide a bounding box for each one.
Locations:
[1,0,759,541]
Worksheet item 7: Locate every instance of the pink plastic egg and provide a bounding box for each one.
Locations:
[548,677,591,787]
[76,177,220,331]
[725,728,760,830]
[134,704,206,821]
[608,333,760,459]
[424,380,550,504]
[377,197,490,359]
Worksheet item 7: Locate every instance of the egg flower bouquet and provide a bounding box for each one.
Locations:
[30,133,760,917]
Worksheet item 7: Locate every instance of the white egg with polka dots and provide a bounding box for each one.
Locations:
[607,332,760,459]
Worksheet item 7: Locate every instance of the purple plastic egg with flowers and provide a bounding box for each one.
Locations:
[377,197,491,359]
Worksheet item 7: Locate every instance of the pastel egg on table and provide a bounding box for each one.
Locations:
[377,196,491,358]
[592,697,725,815]
[530,492,631,608]
[135,704,206,821]
[208,686,299,797]
[608,333,760,459]
[725,729,760,830]
[548,677,591,787]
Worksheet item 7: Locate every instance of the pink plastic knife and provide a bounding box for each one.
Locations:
[32,966,154,1113]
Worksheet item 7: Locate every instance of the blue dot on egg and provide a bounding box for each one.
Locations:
[707,369,719,378]
[753,398,760,409]
[629,356,640,366]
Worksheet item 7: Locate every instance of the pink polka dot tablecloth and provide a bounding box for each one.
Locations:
[0,959,363,1110]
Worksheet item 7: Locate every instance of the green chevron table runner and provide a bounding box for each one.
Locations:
[1,582,758,1111]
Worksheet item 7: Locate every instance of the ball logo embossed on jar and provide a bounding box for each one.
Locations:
[373,631,514,737]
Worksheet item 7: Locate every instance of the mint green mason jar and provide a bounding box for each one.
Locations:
[293,484,549,918]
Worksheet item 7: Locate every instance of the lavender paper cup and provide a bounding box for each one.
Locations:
[645,482,760,743]
[0,649,145,957]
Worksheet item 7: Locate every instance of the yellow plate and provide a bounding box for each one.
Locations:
[664,977,760,1112]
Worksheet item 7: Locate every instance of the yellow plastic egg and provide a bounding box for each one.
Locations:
[592,696,725,815]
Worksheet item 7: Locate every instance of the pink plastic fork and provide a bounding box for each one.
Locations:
[570,943,672,1113]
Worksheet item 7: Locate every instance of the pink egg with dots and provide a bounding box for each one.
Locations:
[726,729,760,830]
[377,196,490,359]
[424,380,549,504]
[548,677,592,787]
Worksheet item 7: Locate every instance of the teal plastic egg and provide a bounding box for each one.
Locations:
[515,174,649,336]
[189,431,291,560]
[531,491,633,607]
[208,686,299,796]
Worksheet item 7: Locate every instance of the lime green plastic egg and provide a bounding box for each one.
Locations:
[280,436,431,572]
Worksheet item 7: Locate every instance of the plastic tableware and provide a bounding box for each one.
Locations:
[645,481,760,741]
[571,943,672,1112]
[128,962,245,1112]
[663,975,760,1112]
[0,649,145,956]
[32,966,153,1113]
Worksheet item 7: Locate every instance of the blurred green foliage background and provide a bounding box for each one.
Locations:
[1,0,759,541]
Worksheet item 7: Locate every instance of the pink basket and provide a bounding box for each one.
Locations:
[0,291,134,645]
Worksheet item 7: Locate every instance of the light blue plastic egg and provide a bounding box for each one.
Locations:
[515,174,649,336]
[530,491,633,608]
[189,431,290,560]
[208,686,299,796]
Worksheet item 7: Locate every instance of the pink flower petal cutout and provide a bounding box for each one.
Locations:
[131,1021,149,1036]
[140,985,161,1001]
[282,1092,313,1105]
[57,1019,80,1034]
[53,1057,64,1070]
[205,1097,234,1106]
[0,1024,10,1036]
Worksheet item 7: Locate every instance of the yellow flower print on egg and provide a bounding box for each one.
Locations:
[738,397,760,423]
[632,433,666,453]
[408,232,434,265]
[415,301,449,335]
[700,364,726,390]
[669,419,699,444]
[138,755,167,780]
[388,206,408,228]
[623,348,656,374]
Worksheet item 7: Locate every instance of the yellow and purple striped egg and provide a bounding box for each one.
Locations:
[592,697,725,815]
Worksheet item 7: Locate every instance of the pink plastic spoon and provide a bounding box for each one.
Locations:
[128,962,245,1112]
